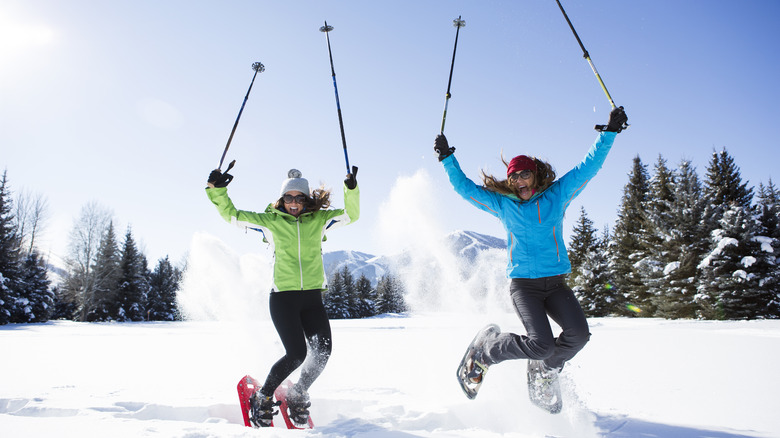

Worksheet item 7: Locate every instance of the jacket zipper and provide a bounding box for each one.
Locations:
[536,200,541,223]
[296,219,303,289]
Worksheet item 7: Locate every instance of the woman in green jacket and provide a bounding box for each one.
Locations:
[206,166,359,427]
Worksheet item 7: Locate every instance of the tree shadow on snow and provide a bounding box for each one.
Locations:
[596,414,765,438]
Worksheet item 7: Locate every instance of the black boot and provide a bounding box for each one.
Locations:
[249,391,280,427]
[285,384,312,426]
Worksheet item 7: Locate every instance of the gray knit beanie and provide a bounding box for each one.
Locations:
[279,169,310,197]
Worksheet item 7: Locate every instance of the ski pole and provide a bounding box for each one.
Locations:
[554,0,628,131]
[440,16,466,134]
[319,21,352,175]
[218,61,265,171]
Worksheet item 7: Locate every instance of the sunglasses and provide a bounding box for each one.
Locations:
[508,169,534,182]
[282,194,308,204]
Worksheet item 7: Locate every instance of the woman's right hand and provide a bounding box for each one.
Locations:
[207,169,233,188]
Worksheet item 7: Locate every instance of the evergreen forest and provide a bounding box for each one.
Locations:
[568,150,779,319]
[1,147,778,324]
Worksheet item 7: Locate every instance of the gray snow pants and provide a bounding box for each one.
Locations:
[484,275,590,370]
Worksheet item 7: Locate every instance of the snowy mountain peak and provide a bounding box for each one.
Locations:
[445,230,506,261]
[323,250,387,285]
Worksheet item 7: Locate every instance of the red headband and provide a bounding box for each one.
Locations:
[507,155,536,177]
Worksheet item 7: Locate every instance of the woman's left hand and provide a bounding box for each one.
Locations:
[345,166,359,189]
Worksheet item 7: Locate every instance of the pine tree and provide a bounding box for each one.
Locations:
[147,256,181,321]
[752,180,780,318]
[756,179,780,240]
[704,149,754,210]
[700,149,753,243]
[87,222,121,321]
[341,266,357,317]
[0,171,21,325]
[639,156,677,312]
[697,206,769,319]
[569,208,615,316]
[52,285,76,320]
[609,156,651,316]
[697,148,762,319]
[598,227,619,315]
[115,228,150,321]
[653,160,706,319]
[376,274,407,314]
[13,251,54,323]
[324,268,352,319]
[568,207,597,273]
[353,273,376,318]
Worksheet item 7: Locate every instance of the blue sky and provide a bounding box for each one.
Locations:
[2,0,779,266]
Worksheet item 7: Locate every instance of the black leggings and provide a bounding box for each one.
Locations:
[260,289,332,396]
[485,275,590,370]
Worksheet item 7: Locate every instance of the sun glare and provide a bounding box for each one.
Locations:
[0,10,57,58]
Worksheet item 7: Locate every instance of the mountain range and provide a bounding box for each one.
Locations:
[323,230,507,285]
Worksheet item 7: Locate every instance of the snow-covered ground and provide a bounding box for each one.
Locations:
[2,313,779,438]
[3,231,778,437]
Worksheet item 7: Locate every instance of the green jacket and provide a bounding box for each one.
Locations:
[206,184,360,292]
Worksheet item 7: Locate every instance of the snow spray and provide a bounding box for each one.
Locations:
[178,232,272,322]
[376,169,511,316]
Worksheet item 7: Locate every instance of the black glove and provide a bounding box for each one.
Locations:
[207,169,233,188]
[434,134,455,161]
[345,166,359,190]
[597,106,628,133]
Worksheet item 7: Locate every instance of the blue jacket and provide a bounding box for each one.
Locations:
[441,131,616,279]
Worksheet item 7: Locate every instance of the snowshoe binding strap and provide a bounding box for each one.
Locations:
[249,393,280,428]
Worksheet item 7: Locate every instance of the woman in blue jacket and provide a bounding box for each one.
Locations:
[435,107,627,410]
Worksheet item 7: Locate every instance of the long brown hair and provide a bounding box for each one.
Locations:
[480,154,556,198]
[274,186,331,213]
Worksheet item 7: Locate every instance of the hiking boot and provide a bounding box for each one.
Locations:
[466,354,490,384]
[249,391,280,427]
[466,326,499,384]
[286,384,311,426]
